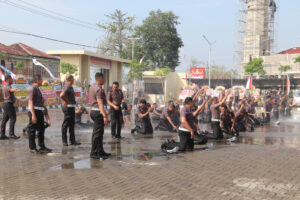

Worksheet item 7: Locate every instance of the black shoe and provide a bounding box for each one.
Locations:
[30,149,41,154]
[70,141,81,146]
[115,136,123,140]
[63,142,68,146]
[22,128,27,136]
[39,146,52,153]
[0,135,9,140]
[99,155,109,160]
[101,152,111,157]
[9,135,20,139]
[131,129,135,134]
[154,126,159,131]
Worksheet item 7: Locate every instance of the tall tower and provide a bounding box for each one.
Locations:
[237,0,278,76]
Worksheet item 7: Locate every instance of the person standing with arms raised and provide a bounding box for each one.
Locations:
[60,75,81,146]
[0,75,19,140]
[89,72,110,159]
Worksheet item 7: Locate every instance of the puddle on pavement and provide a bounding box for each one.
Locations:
[237,136,300,149]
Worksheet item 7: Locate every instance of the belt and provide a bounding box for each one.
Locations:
[178,127,190,132]
[34,106,45,111]
[67,104,76,108]
[91,107,100,111]
[211,119,220,122]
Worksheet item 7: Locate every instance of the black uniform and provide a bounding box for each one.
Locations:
[263,101,272,123]
[27,85,46,150]
[61,83,77,145]
[133,106,153,134]
[89,83,107,157]
[107,89,124,138]
[0,84,17,138]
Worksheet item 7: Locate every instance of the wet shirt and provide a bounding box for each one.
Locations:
[179,106,196,131]
[287,99,294,109]
[220,112,234,127]
[107,89,124,106]
[136,106,149,118]
[247,104,256,114]
[235,110,245,122]
[89,83,106,108]
[123,109,131,116]
[62,83,76,105]
[210,103,221,120]
[3,84,16,103]
[279,99,287,110]
[264,101,273,112]
[161,107,172,120]
[28,85,44,107]
[272,99,279,111]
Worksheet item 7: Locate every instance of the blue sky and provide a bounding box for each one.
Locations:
[0,0,299,72]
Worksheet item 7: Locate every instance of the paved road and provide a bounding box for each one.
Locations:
[0,109,300,200]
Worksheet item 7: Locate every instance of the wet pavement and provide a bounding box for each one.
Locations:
[1,109,300,199]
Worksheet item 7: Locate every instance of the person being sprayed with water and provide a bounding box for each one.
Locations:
[219,104,238,142]
[131,99,153,135]
[178,97,206,152]
[286,96,297,118]
[208,89,230,139]
[263,96,272,123]
[154,103,178,132]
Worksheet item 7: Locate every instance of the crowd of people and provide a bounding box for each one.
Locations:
[0,72,298,159]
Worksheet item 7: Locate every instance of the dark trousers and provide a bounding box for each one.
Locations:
[262,113,270,123]
[279,109,285,118]
[134,115,153,134]
[178,130,194,151]
[222,124,239,137]
[273,110,279,121]
[286,109,292,117]
[110,107,122,138]
[210,121,223,139]
[90,111,105,157]
[28,110,45,150]
[61,107,75,144]
[1,102,16,136]
[156,119,173,132]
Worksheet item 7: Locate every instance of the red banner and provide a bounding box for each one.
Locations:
[190,67,205,79]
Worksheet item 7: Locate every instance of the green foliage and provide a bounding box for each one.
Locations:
[98,9,135,57]
[59,62,78,75]
[0,53,4,60]
[133,9,183,70]
[278,65,291,74]
[244,58,266,75]
[126,59,147,82]
[16,61,24,74]
[154,67,172,78]
[294,55,300,63]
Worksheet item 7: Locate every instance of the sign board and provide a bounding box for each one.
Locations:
[190,67,205,79]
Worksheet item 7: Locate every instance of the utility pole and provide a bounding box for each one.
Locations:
[203,35,215,89]
[128,37,140,59]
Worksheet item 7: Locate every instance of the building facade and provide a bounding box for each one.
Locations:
[0,43,59,80]
[47,50,130,91]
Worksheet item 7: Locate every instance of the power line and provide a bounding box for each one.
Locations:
[0,0,101,31]
[15,0,96,27]
[0,27,102,50]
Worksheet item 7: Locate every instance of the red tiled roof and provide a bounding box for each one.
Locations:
[0,43,27,56]
[9,43,59,60]
[279,47,300,54]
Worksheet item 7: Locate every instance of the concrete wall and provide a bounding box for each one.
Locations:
[262,53,300,77]
[109,61,123,88]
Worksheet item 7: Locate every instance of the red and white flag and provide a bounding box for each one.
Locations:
[139,55,146,64]
[286,75,290,95]
[246,75,252,89]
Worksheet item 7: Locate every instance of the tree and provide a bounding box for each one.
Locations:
[278,65,291,91]
[16,61,24,74]
[126,59,147,82]
[244,58,266,75]
[133,10,183,70]
[294,55,300,63]
[59,62,78,75]
[98,9,135,57]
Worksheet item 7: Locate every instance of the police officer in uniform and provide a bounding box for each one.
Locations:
[107,82,124,139]
[60,75,80,146]
[27,75,52,153]
[0,75,20,140]
[89,72,110,159]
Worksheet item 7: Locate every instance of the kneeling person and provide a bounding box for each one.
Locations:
[131,100,153,134]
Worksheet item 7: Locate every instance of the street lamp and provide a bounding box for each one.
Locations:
[128,37,140,59]
[203,35,216,88]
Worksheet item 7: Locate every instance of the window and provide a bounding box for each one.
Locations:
[144,83,163,94]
